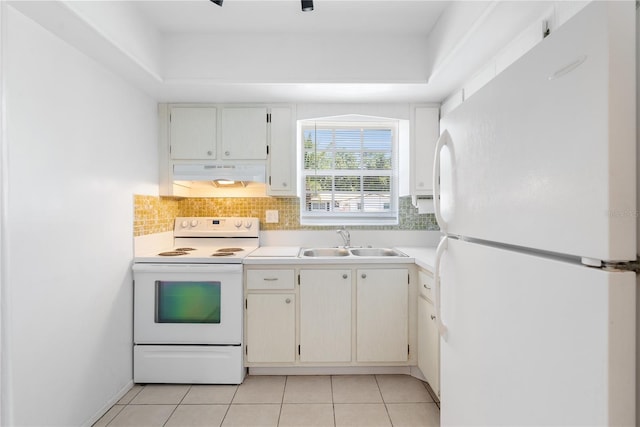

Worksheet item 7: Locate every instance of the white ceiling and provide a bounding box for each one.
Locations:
[13,0,556,104]
[133,0,449,36]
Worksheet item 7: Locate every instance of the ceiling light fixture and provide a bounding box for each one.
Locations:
[301,0,314,11]
[210,0,223,6]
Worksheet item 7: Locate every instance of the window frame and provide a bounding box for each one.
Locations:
[299,118,399,226]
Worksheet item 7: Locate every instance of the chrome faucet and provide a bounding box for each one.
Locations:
[337,226,351,248]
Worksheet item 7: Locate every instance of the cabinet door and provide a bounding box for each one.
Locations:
[170,107,217,160]
[246,294,295,363]
[299,270,352,362]
[411,107,439,194]
[221,107,268,160]
[356,268,408,362]
[267,107,296,196]
[418,295,440,396]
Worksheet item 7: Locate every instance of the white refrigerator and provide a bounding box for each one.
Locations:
[433,2,636,426]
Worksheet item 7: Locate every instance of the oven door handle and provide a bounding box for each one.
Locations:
[132,263,244,273]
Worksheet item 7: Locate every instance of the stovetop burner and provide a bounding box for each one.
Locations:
[136,217,260,264]
[158,251,188,256]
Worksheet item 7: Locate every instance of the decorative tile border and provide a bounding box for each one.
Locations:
[134,194,439,236]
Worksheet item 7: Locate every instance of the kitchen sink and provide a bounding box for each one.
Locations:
[349,248,406,257]
[301,248,350,257]
[299,247,407,257]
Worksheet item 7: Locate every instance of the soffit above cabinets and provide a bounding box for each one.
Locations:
[9,1,580,103]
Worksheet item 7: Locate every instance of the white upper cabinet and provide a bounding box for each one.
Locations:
[169,106,217,160]
[410,106,439,196]
[221,107,268,160]
[267,106,296,196]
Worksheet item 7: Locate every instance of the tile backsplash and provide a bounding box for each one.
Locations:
[134,195,438,236]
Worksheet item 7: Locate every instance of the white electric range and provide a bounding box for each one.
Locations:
[133,217,259,384]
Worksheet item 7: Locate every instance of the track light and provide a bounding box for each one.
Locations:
[209,0,312,12]
[301,0,314,11]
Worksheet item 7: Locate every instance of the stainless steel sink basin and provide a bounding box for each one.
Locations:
[299,247,408,258]
[349,248,406,257]
[301,248,350,257]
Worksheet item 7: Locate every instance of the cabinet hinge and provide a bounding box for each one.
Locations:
[266,145,270,155]
[245,299,248,309]
[408,345,410,355]
[408,274,410,284]
[269,176,272,185]
[297,274,300,285]
[298,345,301,355]
[602,258,640,273]
[267,113,272,123]
[542,20,550,38]
[245,345,248,355]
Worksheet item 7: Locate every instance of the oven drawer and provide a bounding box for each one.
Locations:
[247,269,295,290]
[134,345,245,384]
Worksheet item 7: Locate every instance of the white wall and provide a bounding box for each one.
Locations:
[2,5,158,426]
[163,33,430,84]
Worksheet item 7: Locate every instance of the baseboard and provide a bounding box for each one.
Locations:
[248,366,412,376]
[82,380,134,427]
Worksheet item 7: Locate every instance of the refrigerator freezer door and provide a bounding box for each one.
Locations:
[438,2,635,262]
[439,238,635,426]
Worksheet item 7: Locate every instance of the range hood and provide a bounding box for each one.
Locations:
[173,163,266,183]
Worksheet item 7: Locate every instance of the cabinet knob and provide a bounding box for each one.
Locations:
[225,151,230,156]
[285,298,291,304]
[342,274,348,279]
[423,284,431,289]
[418,182,424,187]
[207,151,213,156]
[430,315,436,320]
[361,273,367,279]
[282,182,287,187]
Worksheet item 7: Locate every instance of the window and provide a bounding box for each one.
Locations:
[300,118,398,225]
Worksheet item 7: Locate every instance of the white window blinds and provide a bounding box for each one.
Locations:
[300,120,398,225]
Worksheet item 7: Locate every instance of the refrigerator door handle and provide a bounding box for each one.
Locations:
[433,130,451,234]
[434,236,449,341]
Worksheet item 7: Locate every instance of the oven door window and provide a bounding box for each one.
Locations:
[155,281,221,324]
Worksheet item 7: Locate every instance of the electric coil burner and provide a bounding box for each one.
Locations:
[133,217,259,384]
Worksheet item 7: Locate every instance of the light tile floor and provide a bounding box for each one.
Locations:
[93,374,440,427]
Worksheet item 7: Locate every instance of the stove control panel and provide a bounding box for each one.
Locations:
[174,217,260,237]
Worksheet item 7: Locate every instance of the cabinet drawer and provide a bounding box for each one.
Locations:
[247,270,295,290]
[418,270,434,300]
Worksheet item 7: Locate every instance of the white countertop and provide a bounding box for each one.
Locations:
[394,246,437,271]
[245,246,436,271]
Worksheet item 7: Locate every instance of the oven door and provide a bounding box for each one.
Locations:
[133,263,243,345]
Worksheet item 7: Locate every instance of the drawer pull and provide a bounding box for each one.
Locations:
[423,284,431,289]
[342,274,348,279]
[361,273,367,279]
[263,277,279,281]
[430,315,436,320]
[285,298,291,304]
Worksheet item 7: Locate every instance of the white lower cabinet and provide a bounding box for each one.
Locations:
[246,293,296,363]
[245,269,296,364]
[356,268,409,362]
[299,269,352,362]
[244,265,414,368]
[417,269,439,396]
